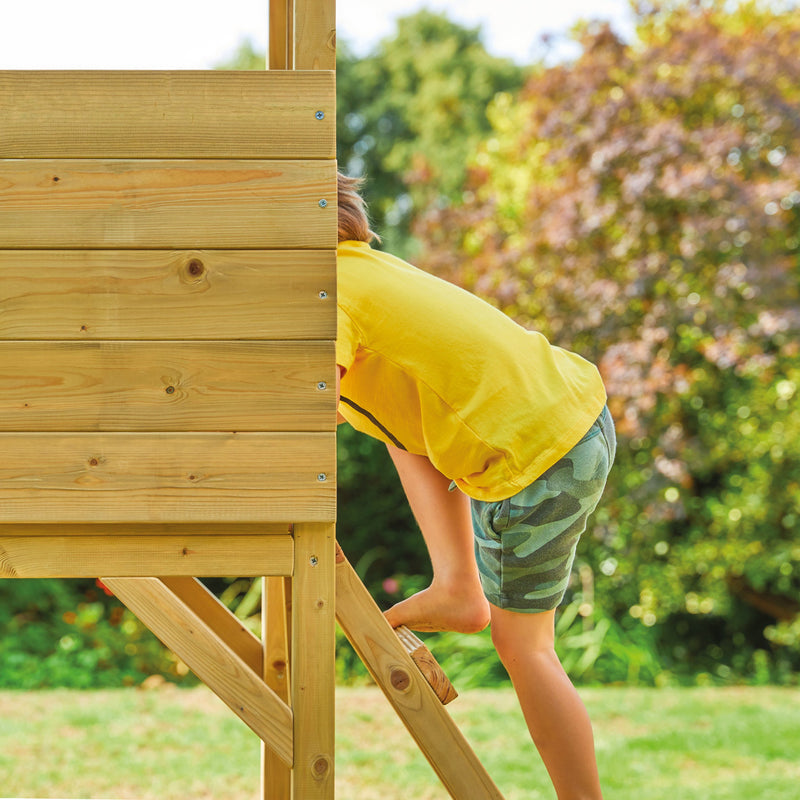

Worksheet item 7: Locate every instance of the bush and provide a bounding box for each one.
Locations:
[415,0,800,682]
[0,580,186,688]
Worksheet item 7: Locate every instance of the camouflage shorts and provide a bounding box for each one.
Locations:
[471,405,616,613]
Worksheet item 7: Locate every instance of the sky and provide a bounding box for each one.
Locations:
[0,0,635,69]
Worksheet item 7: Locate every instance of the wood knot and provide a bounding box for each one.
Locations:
[390,668,410,692]
[187,258,205,277]
[312,756,330,779]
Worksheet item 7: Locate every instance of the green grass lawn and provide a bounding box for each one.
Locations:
[0,685,798,799]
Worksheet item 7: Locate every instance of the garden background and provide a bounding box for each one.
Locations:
[2,0,799,693]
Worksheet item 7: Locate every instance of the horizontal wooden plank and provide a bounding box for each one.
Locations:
[0,534,294,578]
[0,250,336,340]
[0,70,335,159]
[0,341,335,431]
[0,160,337,249]
[0,433,336,523]
[0,522,291,536]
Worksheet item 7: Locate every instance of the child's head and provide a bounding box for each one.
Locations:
[338,172,380,244]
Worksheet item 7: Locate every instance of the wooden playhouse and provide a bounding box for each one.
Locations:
[0,1,503,797]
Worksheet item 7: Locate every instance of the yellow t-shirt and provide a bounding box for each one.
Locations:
[336,241,607,502]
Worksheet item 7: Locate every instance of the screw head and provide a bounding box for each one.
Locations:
[317,473,327,482]
[317,381,327,391]
[318,198,328,208]
[319,290,328,299]
[309,555,319,566]
[315,110,325,120]
[165,386,176,395]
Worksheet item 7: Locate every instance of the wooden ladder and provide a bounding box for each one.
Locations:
[333,544,505,799]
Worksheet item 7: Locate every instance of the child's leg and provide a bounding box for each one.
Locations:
[383,444,490,633]
[472,410,614,798]
[490,604,603,800]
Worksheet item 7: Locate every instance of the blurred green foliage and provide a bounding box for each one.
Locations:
[335,11,527,257]
[3,3,799,689]
[416,0,800,683]
[0,580,183,688]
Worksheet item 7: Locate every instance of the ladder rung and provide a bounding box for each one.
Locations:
[395,625,458,705]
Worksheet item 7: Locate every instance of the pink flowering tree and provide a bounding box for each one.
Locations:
[415,0,800,678]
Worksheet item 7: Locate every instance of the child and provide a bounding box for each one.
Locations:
[335,173,615,800]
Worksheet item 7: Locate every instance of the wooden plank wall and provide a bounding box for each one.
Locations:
[0,70,337,525]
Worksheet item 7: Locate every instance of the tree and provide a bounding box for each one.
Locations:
[214,38,265,70]
[415,0,800,680]
[336,11,527,257]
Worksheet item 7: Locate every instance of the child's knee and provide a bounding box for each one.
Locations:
[489,605,556,662]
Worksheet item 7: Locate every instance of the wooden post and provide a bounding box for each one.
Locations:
[294,0,336,70]
[269,0,294,69]
[291,522,336,798]
[262,576,292,799]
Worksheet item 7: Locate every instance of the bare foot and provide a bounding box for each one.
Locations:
[384,581,491,633]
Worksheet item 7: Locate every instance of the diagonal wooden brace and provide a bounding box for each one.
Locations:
[103,576,294,767]
[160,575,264,676]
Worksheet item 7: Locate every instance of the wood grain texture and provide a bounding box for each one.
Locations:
[0,522,292,537]
[0,341,335,431]
[0,432,336,523]
[395,626,458,705]
[262,575,292,799]
[0,160,337,249]
[104,577,294,766]
[269,0,295,69]
[0,250,335,340]
[161,577,265,676]
[0,70,335,159]
[295,0,336,70]
[292,523,335,797]
[0,534,293,578]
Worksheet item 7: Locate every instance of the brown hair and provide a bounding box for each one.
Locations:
[337,172,380,244]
